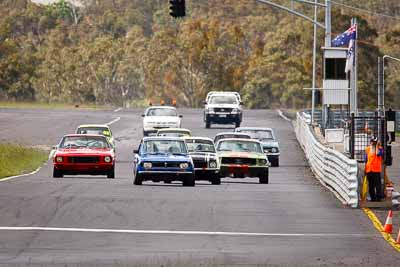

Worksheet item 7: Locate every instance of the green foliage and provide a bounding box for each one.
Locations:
[0,0,399,109]
[0,144,48,179]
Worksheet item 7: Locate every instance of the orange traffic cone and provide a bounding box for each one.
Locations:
[383,210,393,234]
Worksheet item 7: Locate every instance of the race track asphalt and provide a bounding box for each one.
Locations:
[0,107,399,267]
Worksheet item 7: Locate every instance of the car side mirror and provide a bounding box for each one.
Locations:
[179,115,183,118]
[133,149,139,154]
[52,145,58,150]
[240,101,244,105]
[203,101,207,105]
[141,114,145,117]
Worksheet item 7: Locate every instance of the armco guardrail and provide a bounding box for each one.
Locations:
[295,112,359,208]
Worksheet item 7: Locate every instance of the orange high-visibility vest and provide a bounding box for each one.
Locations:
[365,146,383,173]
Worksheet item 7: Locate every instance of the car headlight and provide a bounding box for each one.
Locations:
[232,108,239,113]
[143,162,152,169]
[259,159,267,166]
[56,156,63,163]
[180,163,189,169]
[271,147,279,153]
[104,156,112,163]
[209,161,217,168]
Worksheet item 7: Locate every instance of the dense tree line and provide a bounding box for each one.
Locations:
[0,0,399,108]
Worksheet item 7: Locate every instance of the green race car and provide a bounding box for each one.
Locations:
[76,124,115,150]
[216,138,270,184]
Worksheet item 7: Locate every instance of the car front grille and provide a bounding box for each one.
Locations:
[149,162,182,168]
[68,156,100,163]
[214,108,233,113]
[221,157,256,165]
[193,159,207,168]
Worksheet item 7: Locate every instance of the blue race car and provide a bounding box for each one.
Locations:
[133,137,195,186]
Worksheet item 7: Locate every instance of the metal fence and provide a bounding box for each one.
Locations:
[305,109,400,131]
[348,114,386,162]
[295,112,359,208]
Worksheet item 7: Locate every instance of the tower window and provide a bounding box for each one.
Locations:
[325,58,346,79]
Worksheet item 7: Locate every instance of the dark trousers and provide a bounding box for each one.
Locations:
[367,172,382,201]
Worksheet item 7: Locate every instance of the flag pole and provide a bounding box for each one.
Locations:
[311,0,318,124]
[354,18,358,115]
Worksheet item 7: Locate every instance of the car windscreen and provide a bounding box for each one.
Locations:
[143,140,187,154]
[77,127,110,137]
[209,95,238,104]
[60,136,110,149]
[237,130,274,141]
[158,131,190,137]
[217,140,262,153]
[215,134,250,143]
[185,140,215,153]
[146,108,177,116]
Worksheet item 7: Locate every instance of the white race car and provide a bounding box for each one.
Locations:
[204,93,243,128]
[142,106,182,136]
[206,91,241,103]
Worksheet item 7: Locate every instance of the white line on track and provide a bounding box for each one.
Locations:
[0,165,45,182]
[0,226,373,238]
[1,114,121,182]
[114,107,122,112]
[106,117,121,126]
[277,109,291,122]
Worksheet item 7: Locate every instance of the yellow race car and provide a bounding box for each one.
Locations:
[76,124,115,150]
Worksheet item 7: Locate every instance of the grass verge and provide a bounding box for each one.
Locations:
[0,144,48,179]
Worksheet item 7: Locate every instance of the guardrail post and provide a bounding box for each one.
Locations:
[350,113,355,159]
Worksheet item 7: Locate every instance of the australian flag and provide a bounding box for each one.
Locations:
[345,38,355,72]
[332,24,357,72]
[331,25,357,47]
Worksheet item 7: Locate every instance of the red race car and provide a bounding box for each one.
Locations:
[53,134,115,178]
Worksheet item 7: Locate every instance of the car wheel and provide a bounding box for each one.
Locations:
[259,170,269,184]
[273,158,280,167]
[211,176,221,185]
[205,120,211,129]
[134,173,143,185]
[107,167,115,179]
[53,167,63,178]
[183,174,195,187]
[235,120,241,128]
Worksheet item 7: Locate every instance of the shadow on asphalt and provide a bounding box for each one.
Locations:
[221,181,261,185]
[273,165,309,168]
[56,176,111,180]
[140,183,215,187]
[208,125,236,130]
